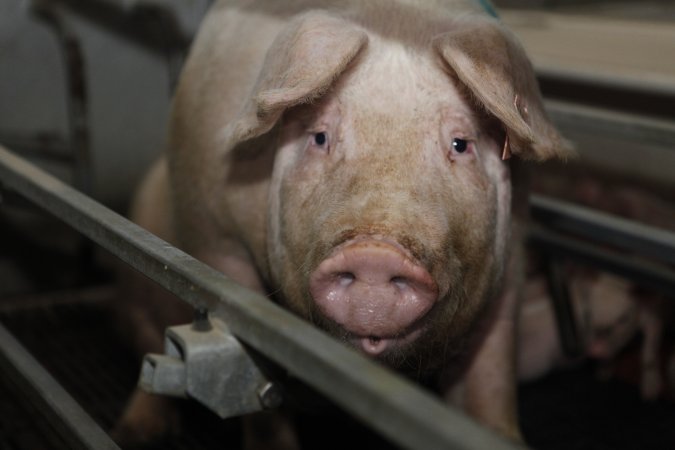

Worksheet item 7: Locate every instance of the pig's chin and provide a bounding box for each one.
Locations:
[304,291,473,374]
[312,306,437,364]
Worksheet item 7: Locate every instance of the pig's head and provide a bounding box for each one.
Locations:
[225,11,572,372]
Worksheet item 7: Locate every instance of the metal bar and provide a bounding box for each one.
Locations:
[33,1,92,196]
[545,99,675,154]
[0,131,72,160]
[47,0,191,55]
[543,258,583,359]
[44,0,190,89]
[0,144,519,449]
[31,0,100,274]
[531,194,675,267]
[0,322,121,450]
[537,65,675,104]
[544,100,675,185]
[529,227,675,299]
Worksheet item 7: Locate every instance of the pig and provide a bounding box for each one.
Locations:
[517,271,640,382]
[114,0,572,447]
[518,264,671,401]
[525,168,675,399]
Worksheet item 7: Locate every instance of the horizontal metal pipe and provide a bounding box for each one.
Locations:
[537,65,675,103]
[0,131,72,159]
[529,227,675,298]
[0,145,519,449]
[0,322,121,450]
[545,99,675,159]
[531,194,675,267]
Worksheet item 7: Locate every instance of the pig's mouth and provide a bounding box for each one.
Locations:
[306,314,432,362]
[350,325,427,357]
[343,296,445,360]
[311,307,434,359]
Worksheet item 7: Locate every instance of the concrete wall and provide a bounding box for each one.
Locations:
[0,0,210,211]
[2,0,672,211]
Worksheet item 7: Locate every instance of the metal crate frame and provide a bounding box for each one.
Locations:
[2,1,675,448]
[0,145,522,450]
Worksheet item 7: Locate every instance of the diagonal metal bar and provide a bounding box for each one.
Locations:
[0,322,121,450]
[0,145,520,449]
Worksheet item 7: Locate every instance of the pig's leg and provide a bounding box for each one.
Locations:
[457,289,521,439]
[442,254,523,440]
[185,247,301,450]
[198,248,301,450]
[639,297,664,400]
[112,268,190,443]
[516,275,564,382]
[242,411,300,450]
[112,390,180,444]
[112,277,194,444]
[115,241,297,446]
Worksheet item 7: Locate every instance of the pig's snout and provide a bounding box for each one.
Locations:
[309,239,438,355]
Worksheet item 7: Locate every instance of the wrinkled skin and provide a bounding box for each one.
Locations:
[115,1,572,447]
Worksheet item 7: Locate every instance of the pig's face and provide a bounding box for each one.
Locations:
[573,274,639,360]
[266,41,511,369]
[221,11,572,371]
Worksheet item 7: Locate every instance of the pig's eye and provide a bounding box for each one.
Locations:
[452,138,469,154]
[307,131,330,154]
[313,132,328,147]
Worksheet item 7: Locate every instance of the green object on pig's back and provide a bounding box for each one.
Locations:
[475,0,499,18]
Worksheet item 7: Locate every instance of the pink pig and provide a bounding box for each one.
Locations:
[115,0,572,447]
[518,270,668,401]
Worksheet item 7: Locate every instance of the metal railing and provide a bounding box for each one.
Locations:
[528,198,675,356]
[0,144,521,450]
[531,195,675,295]
[3,137,675,448]
[0,322,121,450]
[2,3,675,448]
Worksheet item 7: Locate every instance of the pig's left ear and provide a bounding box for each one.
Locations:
[230,12,368,143]
[434,17,573,161]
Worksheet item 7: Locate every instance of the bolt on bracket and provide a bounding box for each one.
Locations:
[139,316,282,418]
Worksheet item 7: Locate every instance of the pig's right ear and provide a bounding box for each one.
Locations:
[434,17,574,161]
[229,12,368,144]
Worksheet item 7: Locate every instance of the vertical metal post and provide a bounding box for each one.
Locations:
[32,0,91,196]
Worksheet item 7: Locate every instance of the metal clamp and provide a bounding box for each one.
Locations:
[139,314,282,418]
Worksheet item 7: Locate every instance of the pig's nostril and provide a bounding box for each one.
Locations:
[310,240,439,340]
[390,276,408,288]
[335,272,356,286]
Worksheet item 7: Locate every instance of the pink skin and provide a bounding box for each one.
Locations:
[309,237,439,355]
[268,55,503,362]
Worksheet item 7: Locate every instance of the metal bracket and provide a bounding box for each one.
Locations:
[139,315,282,418]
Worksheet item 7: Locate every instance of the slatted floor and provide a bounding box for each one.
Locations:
[0,292,240,450]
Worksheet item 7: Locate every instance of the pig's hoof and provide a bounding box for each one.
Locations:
[641,368,663,401]
[243,411,300,450]
[111,390,180,446]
